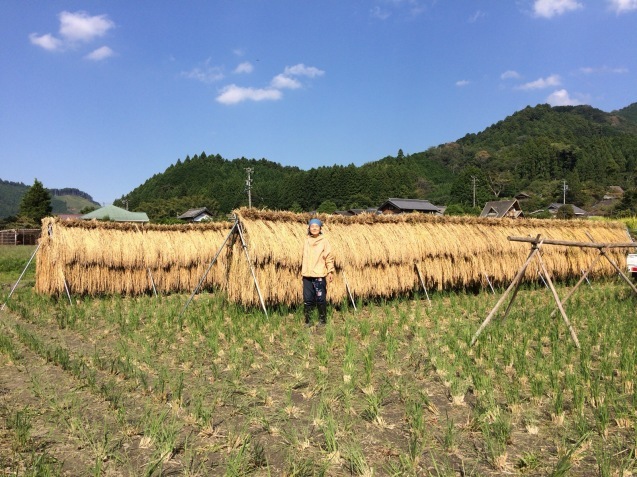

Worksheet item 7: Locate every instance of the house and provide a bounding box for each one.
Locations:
[514,192,532,201]
[57,214,83,221]
[480,199,524,218]
[333,208,378,216]
[81,205,149,223]
[547,203,587,217]
[178,207,214,222]
[377,198,442,215]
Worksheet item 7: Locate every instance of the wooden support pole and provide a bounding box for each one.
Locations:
[414,263,431,305]
[181,220,239,316]
[483,271,495,295]
[536,252,580,348]
[343,271,357,311]
[509,236,637,249]
[147,268,158,297]
[1,242,41,311]
[470,237,543,347]
[236,222,269,318]
[550,253,602,318]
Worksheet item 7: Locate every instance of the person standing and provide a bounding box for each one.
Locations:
[301,218,335,324]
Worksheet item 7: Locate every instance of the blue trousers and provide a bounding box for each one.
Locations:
[303,277,327,306]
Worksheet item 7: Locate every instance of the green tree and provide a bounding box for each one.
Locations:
[19,179,52,225]
[556,204,575,219]
[317,200,337,214]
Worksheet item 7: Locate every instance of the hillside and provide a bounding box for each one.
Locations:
[0,180,99,219]
[117,102,637,219]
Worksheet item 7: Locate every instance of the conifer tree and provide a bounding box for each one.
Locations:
[19,179,52,224]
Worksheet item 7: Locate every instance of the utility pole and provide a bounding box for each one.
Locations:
[245,168,254,208]
[563,180,568,205]
[471,176,477,208]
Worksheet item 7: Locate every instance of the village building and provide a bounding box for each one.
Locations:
[377,198,442,215]
[178,207,214,222]
[81,205,149,223]
[480,199,524,218]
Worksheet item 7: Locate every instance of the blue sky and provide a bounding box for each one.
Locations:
[1,0,636,205]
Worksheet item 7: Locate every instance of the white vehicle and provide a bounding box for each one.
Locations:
[628,253,637,279]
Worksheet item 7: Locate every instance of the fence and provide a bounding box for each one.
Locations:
[0,229,41,246]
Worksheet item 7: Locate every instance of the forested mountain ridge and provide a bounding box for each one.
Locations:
[118,103,637,219]
[0,179,99,219]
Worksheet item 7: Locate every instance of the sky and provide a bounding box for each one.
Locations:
[1,0,636,205]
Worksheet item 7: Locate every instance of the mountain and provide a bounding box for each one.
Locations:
[0,180,100,219]
[117,103,637,219]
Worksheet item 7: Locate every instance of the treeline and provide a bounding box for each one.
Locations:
[117,103,637,220]
[48,188,97,203]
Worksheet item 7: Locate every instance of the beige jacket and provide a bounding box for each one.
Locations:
[301,234,335,278]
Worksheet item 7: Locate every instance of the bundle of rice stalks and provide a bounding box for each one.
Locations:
[228,208,631,306]
[36,218,234,296]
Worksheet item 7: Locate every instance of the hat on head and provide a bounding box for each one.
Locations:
[308,218,322,227]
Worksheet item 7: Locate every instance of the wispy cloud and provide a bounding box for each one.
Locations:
[216,85,282,105]
[182,59,225,83]
[370,0,428,20]
[608,0,637,13]
[468,10,486,22]
[517,74,561,90]
[85,46,114,61]
[234,62,254,74]
[30,11,115,53]
[532,0,583,18]
[546,89,583,106]
[501,70,521,80]
[579,65,628,74]
[216,63,325,105]
[456,80,470,87]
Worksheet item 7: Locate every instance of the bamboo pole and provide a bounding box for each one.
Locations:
[509,236,637,249]
[237,221,268,318]
[550,253,602,318]
[471,237,543,347]
[147,268,158,297]
[414,263,431,304]
[1,242,41,311]
[483,271,495,295]
[536,251,580,348]
[181,220,238,316]
[343,271,357,311]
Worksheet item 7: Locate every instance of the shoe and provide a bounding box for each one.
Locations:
[318,303,327,324]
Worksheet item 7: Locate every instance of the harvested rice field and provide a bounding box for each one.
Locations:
[2,244,637,476]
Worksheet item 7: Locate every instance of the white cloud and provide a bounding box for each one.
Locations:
[517,74,561,90]
[284,64,325,78]
[533,0,582,18]
[546,89,582,106]
[182,59,224,83]
[608,0,637,13]
[58,11,114,42]
[456,80,470,87]
[29,33,63,51]
[370,6,391,20]
[234,62,253,74]
[579,65,628,74]
[271,74,302,89]
[29,10,115,55]
[214,62,324,105]
[469,10,486,22]
[501,70,521,80]
[85,46,114,61]
[216,85,282,105]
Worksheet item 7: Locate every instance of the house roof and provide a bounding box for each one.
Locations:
[378,198,441,213]
[548,203,587,215]
[178,207,213,219]
[81,205,149,222]
[480,199,523,218]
